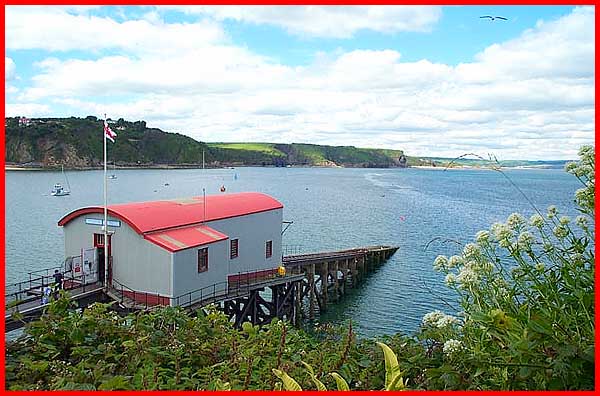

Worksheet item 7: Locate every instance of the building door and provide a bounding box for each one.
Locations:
[93,233,112,285]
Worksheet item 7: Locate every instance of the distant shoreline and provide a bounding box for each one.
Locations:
[4,164,555,171]
[5,163,558,172]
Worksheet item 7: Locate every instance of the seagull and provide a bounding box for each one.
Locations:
[480,15,508,21]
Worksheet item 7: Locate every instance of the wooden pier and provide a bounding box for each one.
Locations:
[5,245,398,331]
[283,245,398,319]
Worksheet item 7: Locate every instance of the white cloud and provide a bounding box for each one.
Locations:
[6,6,595,159]
[5,103,52,117]
[5,57,16,80]
[173,6,442,38]
[6,6,225,56]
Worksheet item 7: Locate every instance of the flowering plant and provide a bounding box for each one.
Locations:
[423,145,595,389]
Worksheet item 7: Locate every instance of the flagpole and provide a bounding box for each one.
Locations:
[103,114,109,291]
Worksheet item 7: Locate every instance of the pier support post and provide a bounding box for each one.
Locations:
[349,258,357,287]
[319,263,328,311]
[333,261,339,301]
[308,263,316,319]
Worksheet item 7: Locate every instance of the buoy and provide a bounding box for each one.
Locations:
[277,266,286,277]
[220,185,226,192]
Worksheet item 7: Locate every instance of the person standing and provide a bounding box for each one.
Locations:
[53,269,64,290]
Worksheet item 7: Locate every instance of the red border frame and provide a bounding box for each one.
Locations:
[2,2,598,395]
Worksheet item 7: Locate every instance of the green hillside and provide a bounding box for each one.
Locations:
[5,117,408,169]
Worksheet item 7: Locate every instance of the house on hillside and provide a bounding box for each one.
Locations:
[58,192,283,306]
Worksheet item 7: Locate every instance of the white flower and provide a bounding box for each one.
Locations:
[499,238,511,248]
[578,145,594,158]
[507,213,525,230]
[476,230,490,244]
[576,215,589,229]
[529,214,544,228]
[517,231,534,251]
[575,188,588,202]
[422,311,445,327]
[448,255,462,269]
[437,315,459,328]
[491,222,512,242]
[433,255,449,272]
[422,311,458,328]
[547,205,558,219]
[535,263,545,272]
[457,267,478,287]
[564,162,578,173]
[445,273,457,286]
[553,225,568,239]
[462,243,480,259]
[443,339,463,355]
[559,216,570,225]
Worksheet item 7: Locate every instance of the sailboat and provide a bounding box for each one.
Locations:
[51,165,71,196]
[108,163,117,179]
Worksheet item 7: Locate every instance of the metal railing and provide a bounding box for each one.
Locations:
[5,269,101,309]
[109,267,298,311]
[282,245,304,256]
[170,281,229,309]
[110,278,165,311]
[171,268,294,309]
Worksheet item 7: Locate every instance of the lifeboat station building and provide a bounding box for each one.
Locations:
[58,192,283,306]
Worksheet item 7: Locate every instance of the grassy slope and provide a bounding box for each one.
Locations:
[207,143,286,157]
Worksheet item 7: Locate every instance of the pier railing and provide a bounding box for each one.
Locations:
[110,268,300,311]
[5,269,100,308]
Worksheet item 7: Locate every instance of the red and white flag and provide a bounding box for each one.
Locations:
[104,120,117,143]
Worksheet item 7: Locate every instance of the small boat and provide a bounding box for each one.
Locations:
[108,164,117,179]
[51,165,71,196]
[51,183,69,196]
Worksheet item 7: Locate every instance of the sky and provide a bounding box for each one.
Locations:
[5,6,595,160]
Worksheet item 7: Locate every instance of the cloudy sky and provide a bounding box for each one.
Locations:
[5,6,595,160]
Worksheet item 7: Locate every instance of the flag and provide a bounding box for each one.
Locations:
[104,120,117,143]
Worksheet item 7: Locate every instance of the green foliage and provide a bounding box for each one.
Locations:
[426,145,595,390]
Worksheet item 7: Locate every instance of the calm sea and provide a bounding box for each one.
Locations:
[4,166,581,336]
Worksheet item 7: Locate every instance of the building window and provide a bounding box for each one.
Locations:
[94,233,105,247]
[198,248,208,273]
[230,239,239,259]
[266,240,273,258]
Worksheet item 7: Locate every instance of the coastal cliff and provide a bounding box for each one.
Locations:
[5,116,412,169]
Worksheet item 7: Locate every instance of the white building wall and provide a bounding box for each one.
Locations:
[171,239,229,303]
[206,208,283,276]
[62,215,172,296]
[62,206,283,302]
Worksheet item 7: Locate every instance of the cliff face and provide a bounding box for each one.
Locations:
[5,117,214,167]
[5,117,409,168]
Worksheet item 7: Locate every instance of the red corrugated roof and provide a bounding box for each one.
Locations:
[144,224,228,252]
[58,192,283,236]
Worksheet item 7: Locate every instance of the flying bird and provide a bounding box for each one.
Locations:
[480,15,508,21]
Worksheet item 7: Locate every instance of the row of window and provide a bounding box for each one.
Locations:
[198,240,274,273]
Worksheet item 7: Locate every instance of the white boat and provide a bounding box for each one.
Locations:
[51,183,69,196]
[51,165,71,196]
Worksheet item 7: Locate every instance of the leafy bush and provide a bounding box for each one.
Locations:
[424,145,595,389]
